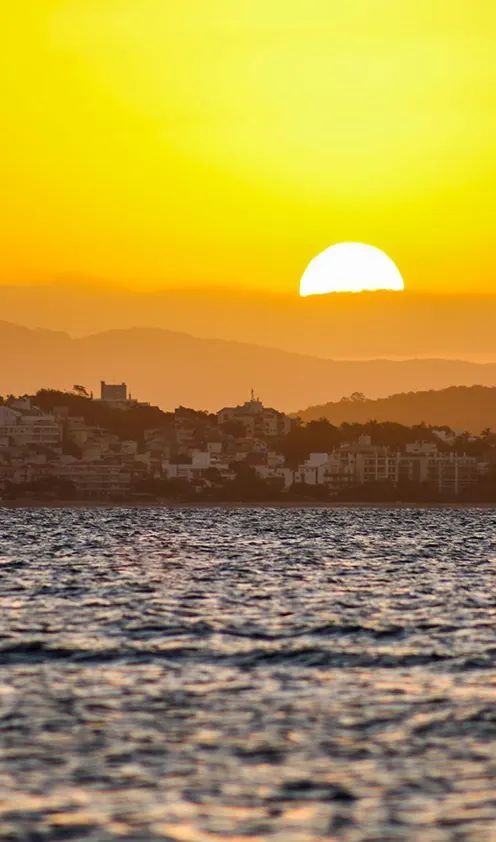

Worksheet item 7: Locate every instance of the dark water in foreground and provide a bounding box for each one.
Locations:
[1,508,496,841]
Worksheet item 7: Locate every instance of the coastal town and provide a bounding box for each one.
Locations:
[0,382,495,502]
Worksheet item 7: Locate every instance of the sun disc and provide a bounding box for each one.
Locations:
[300,242,404,296]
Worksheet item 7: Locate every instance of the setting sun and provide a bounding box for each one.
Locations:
[299,243,405,296]
[2,2,496,292]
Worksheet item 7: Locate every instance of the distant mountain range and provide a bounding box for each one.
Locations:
[297,386,496,433]
[3,320,496,413]
[2,283,496,359]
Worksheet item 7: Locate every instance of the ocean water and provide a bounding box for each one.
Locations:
[1,507,496,841]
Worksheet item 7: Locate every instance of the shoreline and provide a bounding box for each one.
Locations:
[1,499,496,510]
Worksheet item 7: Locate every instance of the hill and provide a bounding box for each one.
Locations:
[3,283,496,360]
[296,386,496,433]
[4,321,496,413]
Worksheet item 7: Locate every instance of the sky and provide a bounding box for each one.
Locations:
[2,1,496,294]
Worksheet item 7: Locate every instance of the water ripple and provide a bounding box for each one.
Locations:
[1,506,496,839]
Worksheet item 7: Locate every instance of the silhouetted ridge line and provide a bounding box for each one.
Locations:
[3,320,496,413]
[3,284,496,359]
[297,385,496,431]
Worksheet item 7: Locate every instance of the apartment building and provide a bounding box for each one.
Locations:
[0,403,62,447]
[289,442,479,497]
[426,454,479,496]
[97,381,150,409]
[291,452,356,492]
[218,392,292,437]
[49,458,133,495]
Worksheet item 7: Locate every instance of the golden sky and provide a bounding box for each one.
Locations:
[2,1,496,293]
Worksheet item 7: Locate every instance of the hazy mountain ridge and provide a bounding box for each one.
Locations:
[2,284,496,359]
[3,321,496,413]
[297,386,496,433]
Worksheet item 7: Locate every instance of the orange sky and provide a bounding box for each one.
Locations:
[2,1,496,294]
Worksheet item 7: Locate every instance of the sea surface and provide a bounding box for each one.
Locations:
[1,507,496,841]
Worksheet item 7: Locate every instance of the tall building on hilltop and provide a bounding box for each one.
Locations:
[96,382,150,410]
[218,390,292,437]
[100,381,128,403]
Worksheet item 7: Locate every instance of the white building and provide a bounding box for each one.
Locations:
[425,453,479,496]
[164,449,233,483]
[0,404,62,447]
[96,381,150,409]
[100,381,128,403]
[218,392,292,437]
[293,453,329,485]
[49,457,133,494]
[287,443,479,497]
[164,450,211,481]
[254,466,293,489]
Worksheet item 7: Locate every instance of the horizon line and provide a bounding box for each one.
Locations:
[2,279,496,299]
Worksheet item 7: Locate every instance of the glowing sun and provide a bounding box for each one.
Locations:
[300,242,404,296]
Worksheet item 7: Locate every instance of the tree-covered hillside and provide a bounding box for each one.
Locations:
[297,386,496,433]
